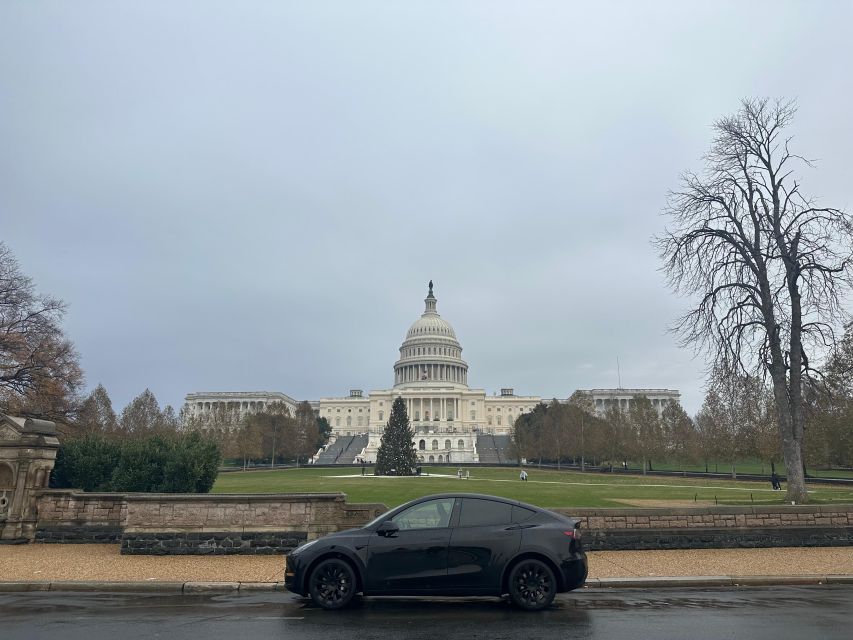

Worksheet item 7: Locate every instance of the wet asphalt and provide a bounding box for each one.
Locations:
[1,586,851,640]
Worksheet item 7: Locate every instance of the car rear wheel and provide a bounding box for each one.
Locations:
[308,558,356,610]
[507,559,556,611]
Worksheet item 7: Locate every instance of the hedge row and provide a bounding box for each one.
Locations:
[51,432,221,493]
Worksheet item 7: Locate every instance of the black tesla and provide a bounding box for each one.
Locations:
[284,493,587,610]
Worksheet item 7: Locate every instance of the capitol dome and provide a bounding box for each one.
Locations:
[394,282,469,389]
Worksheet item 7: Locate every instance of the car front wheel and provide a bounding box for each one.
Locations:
[308,558,356,610]
[507,559,556,611]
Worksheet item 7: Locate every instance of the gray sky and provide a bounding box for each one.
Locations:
[2,1,851,416]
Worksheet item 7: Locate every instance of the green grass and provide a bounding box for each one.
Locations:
[212,466,853,509]
[640,460,853,479]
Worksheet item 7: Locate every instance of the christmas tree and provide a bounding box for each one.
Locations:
[375,397,418,476]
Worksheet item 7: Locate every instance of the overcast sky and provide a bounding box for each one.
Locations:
[2,1,852,416]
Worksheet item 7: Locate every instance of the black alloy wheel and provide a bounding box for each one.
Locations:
[507,559,556,611]
[308,558,356,610]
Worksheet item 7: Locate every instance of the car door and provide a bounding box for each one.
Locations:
[365,497,455,593]
[445,498,522,592]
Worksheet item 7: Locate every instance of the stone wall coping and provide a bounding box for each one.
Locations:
[123,525,334,534]
[125,492,347,503]
[38,490,349,503]
[559,504,853,517]
[36,490,126,500]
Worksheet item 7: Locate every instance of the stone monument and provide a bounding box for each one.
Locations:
[0,414,59,542]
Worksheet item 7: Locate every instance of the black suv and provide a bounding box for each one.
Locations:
[285,493,587,610]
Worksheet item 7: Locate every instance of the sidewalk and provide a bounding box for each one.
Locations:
[1,544,852,591]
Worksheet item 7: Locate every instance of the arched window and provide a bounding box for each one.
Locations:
[438,455,443,462]
[432,439,438,450]
[347,416,352,427]
[497,415,502,426]
[419,439,426,450]
[429,455,435,462]
[357,416,363,427]
[444,439,451,450]
[458,439,464,449]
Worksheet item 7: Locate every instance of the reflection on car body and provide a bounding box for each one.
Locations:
[284,493,587,610]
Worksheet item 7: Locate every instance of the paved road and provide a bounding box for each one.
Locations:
[1,586,851,640]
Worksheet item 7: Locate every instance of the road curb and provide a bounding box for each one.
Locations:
[589,575,852,588]
[2,576,852,593]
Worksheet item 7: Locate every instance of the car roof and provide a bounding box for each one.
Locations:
[404,493,542,511]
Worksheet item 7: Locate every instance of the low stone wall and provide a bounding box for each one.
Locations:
[33,491,853,553]
[35,491,126,543]
[556,505,853,550]
[35,490,387,554]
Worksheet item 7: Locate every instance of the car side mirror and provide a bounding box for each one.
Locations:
[376,521,399,537]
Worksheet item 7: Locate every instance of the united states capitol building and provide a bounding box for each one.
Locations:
[184,283,679,464]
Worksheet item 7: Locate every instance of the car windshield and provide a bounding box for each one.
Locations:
[365,508,395,529]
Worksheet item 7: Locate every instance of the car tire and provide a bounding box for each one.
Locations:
[308,558,357,610]
[507,558,557,611]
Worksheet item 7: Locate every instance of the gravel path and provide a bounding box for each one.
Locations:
[1,545,852,582]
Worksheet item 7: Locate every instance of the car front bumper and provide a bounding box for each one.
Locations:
[284,553,306,595]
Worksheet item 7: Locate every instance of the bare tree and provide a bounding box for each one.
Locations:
[0,242,83,419]
[656,98,853,502]
[119,388,164,436]
[293,401,319,465]
[77,384,119,435]
[660,400,698,468]
[627,396,663,475]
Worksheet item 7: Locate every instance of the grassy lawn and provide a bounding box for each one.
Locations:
[637,461,853,479]
[212,466,853,509]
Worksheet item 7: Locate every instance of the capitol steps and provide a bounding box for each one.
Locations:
[336,434,369,464]
[315,436,356,464]
[475,434,516,464]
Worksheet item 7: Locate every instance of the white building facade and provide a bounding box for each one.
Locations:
[318,283,539,463]
[184,391,299,424]
[183,285,682,463]
[581,388,681,417]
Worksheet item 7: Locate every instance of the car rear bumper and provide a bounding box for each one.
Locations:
[559,552,588,591]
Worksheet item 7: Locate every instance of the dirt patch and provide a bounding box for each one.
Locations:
[612,499,717,508]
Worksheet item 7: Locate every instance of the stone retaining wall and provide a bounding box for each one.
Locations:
[35,491,126,543]
[555,505,853,550]
[35,490,386,554]
[33,491,853,553]
[561,504,853,530]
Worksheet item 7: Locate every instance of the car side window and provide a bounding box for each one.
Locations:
[512,505,537,523]
[458,498,513,527]
[391,498,454,530]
